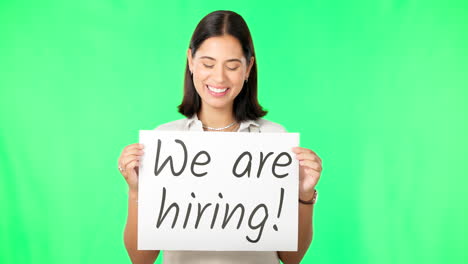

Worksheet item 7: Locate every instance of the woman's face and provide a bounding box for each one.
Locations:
[188,34,254,111]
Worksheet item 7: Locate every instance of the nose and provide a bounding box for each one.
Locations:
[211,64,227,84]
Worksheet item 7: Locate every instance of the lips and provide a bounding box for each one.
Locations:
[206,84,229,97]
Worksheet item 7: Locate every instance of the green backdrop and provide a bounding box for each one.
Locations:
[1,0,467,263]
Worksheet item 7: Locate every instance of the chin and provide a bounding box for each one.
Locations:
[200,97,232,110]
[205,101,232,110]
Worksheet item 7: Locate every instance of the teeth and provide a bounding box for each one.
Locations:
[207,85,228,93]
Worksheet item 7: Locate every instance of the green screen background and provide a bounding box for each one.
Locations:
[1,0,467,263]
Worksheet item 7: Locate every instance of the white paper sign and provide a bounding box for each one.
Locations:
[138,131,299,251]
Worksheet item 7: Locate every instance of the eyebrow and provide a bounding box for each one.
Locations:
[199,56,242,63]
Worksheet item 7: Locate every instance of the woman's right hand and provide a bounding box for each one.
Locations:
[118,143,144,192]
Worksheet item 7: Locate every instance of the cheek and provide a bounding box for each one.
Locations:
[194,67,209,77]
[194,67,211,80]
[228,72,245,87]
[192,70,210,92]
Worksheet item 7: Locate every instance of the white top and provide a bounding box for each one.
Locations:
[154,114,286,264]
[155,114,287,133]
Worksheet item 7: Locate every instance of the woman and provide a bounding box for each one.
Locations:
[118,10,322,264]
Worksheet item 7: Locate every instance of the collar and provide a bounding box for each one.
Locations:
[184,113,260,132]
[184,113,200,129]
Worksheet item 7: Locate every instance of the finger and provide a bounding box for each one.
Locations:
[293,146,317,154]
[300,160,322,172]
[313,151,322,164]
[292,146,312,154]
[125,159,139,174]
[294,147,321,163]
[296,152,320,163]
[118,149,144,167]
[123,143,143,152]
[305,168,321,180]
[119,143,143,164]
[123,143,144,155]
[292,147,319,157]
[121,160,138,181]
[125,149,145,157]
[121,154,142,169]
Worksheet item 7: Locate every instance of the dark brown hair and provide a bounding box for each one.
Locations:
[177,10,267,122]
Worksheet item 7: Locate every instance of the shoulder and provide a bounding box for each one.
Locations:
[256,118,287,133]
[154,118,187,131]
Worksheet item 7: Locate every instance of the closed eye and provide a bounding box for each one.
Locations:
[203,64,214,68]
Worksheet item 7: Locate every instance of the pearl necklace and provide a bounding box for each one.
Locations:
[202,121,238,131]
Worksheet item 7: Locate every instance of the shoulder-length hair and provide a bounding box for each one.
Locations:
[178,10,267,122]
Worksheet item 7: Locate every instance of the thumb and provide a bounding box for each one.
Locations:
[132,165,139,177]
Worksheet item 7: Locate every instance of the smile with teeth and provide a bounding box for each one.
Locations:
[207,85,229,93]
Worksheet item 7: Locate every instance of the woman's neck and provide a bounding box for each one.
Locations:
[198,105,236,129]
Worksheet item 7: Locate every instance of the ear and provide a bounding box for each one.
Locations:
[246,56,255,80]
[187,48,193,72]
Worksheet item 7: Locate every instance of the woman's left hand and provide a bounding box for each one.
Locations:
[292,147,322,201]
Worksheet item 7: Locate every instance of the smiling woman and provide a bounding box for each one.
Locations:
[186,34,255,120]
[179,11,267,126]
[118,10,323,264]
